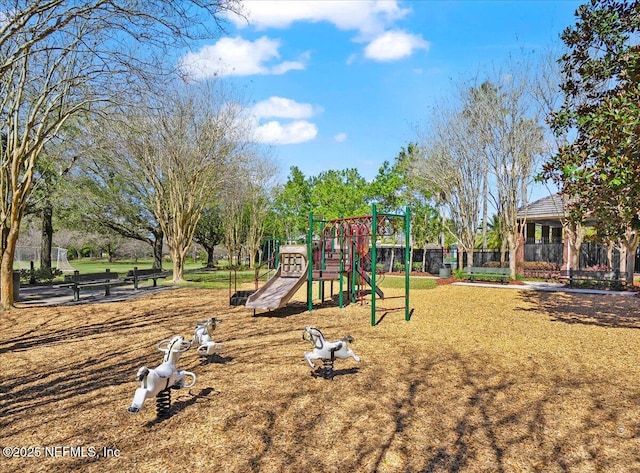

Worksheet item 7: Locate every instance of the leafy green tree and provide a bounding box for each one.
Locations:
[542,0,640,280]
[386,143,441,270]
[369,160,403,212]
[59,152,165,269]
[309,169,370,220]
[270,167,312,241]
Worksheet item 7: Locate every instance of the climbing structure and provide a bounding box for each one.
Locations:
[306,203,411,326]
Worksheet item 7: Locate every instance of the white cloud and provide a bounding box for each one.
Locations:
[179,36,307,79]
[364,30,430,61]
[254,120,318,145]
[251,97,319,119]
[229,0,409,39]
[334,132,347,143]
[248,97,321,145]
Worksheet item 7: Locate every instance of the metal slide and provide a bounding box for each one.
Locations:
[245,245,308,310]
[356,265,385,299]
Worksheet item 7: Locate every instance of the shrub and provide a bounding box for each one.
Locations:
[483,261,505,268]
[584,264,612,271]
[516,261,560,271]
[453,268,467,279]
[19,268,62,283]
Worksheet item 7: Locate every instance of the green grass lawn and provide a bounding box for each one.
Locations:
[180,269,256,289]
[378,274,437,290]
[31,258,438,291]
[67,258,203,273]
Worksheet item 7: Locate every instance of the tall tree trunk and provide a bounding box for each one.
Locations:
[152,230,164,270]
[567,223,585,270]
[422,244,427,272]
[205,245,216,267]
[621,228,638,284]
[1,226,20,310]
[481,163,488,252]
[606,241,615,270]
[40,201,53,272]
[171,246,186,282]
[500,239,508,267]
[507,232,518,280]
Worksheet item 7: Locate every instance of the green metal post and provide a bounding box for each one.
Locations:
[405,206,411,321]
[307,212,314,312]
[339,220,344,308]
[371,203,377,327]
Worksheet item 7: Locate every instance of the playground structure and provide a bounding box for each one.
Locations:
[245,245,309,310]
[309,204,411,326]
[302,326,361,380]
[242,204,411,326]
[128,335,197,418]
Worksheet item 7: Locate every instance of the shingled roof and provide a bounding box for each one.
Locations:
[517,194,566,224]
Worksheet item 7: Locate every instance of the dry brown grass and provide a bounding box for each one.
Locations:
[1,285,639,473]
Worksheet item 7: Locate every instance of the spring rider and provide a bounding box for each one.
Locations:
[192,317,223,363]
[128,335,196,417]
[302,326,361,380]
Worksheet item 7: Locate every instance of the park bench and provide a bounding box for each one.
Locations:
[464,266,511,284]
[124,267,170,290]
[59,269,127,302]
[560,269,627,290]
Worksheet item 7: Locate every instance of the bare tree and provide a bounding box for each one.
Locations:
[0,0,243,308]
[415,63,547,279]
[414,104,485,270]
[467,73,545,279]
[244,154,279,268]
[219,177,248,268]
[123,81,249,281]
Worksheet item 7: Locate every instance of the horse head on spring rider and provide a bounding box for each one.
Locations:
[193,317,223,356]
[302,326,361,379]
[128,335,196,414]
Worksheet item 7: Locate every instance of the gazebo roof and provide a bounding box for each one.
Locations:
[517,194,566,225]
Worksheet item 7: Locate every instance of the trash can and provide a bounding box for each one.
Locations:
[439,264,451,278]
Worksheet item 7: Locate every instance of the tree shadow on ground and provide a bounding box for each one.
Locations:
[518,291,640,329]
[251,302,309,318]
[144,387,218,426]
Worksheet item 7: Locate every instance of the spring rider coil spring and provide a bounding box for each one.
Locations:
[318,357,335,380]
[156,388,172,418]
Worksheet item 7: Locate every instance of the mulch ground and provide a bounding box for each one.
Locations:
[1,285,639,472]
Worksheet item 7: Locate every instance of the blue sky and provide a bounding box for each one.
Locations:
[179,0,584,191]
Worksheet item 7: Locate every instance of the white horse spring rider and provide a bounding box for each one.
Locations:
[193,318,222,356]
[128,335,196,413]
[302,326,361,368]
